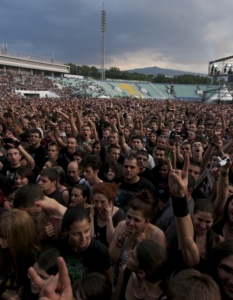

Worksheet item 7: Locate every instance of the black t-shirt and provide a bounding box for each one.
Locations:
[139,168,156,186]
[1,164,21,186]
[114,176,157,212]
[59,148,74,171]
[30,145,47,170]
[0,174,13,195]
[155,178,170,204]
[94,209,125,247]
[47,189,65,206]
[55,237,111,282]
[66,178,82,188]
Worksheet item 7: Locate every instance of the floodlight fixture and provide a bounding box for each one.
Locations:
[101,3,106,81]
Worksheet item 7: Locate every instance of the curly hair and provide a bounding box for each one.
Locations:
[92,182,118,204]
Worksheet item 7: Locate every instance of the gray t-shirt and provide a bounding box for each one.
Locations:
[157,197,194,251]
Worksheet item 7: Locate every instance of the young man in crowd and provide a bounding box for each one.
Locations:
[38,168,65,205]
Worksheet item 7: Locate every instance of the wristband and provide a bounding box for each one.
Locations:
[211,142,216,147]
[115,240,123,248]
[171,195,189,217]
[119,132,123,136]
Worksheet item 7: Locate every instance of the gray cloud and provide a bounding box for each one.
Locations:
[1,0,232,73]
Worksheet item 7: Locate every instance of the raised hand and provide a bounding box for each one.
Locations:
[118,225,131,243]
[104,202,113,219]
[28,257,73,300]
[133,224,147,244]
[167,153,189,198]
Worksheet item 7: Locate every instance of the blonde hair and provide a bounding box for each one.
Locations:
[0,209,40,279]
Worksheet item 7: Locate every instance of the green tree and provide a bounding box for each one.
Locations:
[106,67,121,79]
[80,65,90,76]
[89,66,100,79]
[67,63,78,75]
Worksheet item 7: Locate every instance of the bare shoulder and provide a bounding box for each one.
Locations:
[117,220,126,230]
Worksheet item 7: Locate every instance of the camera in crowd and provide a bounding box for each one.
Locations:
[216,156,230,167]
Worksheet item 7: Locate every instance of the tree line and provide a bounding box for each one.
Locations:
[67,63,212,84]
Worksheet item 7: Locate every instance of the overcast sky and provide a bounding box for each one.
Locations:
[1,0,232,74]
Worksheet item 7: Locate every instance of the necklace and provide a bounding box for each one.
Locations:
[97,212,108,221]
[132,278,157,300]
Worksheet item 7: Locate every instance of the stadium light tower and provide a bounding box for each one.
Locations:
[101,3,106,81]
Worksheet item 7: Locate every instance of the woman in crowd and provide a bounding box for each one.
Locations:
[92,140,105,163]
[106,164,123,182]
[69,184,91,211]
[213,195,233,241]
[109,190,166,284]
[55,207,112,283]
[53,166,70,206]
[0,209,40,300]
[3,127,21,142]
[146,131,157,155]
[14,166,35,188]
[114,239,167,300]
[4,166,35,211]
[192,198,223,261]
[90,182,125,247]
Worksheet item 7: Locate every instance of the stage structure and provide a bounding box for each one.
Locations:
[203,56,233,102]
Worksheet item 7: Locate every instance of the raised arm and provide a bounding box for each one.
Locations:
[113,123,128,154]
[168,154,200,267]
[214,157,231,222]
[208,167,219,203]
[69,112,79,137]
[116,112,124,128]
[53,123,66,149]
[88,120,98,141]
[222,139,233,154]
[18,143,35,170]
[175,136,184,164]
[75,107,82,132]
[56,108,69,121]
[158,113,163,130]
[199,136,218,175]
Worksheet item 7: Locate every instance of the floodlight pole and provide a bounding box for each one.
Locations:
[101,3,106,81]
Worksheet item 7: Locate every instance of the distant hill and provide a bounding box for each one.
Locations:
[125,66,207,77]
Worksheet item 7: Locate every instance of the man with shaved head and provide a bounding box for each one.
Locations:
[67,161,81,187]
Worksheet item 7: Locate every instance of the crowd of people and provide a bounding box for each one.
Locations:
[0,72,233,299]
[0,71,112,101]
